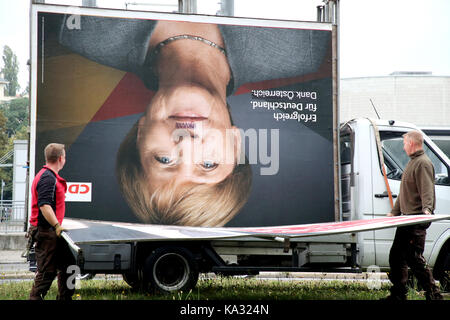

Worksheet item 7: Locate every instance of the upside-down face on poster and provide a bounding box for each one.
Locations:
[31,6,336,227]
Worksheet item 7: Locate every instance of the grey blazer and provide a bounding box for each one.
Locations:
[59,15,330,94]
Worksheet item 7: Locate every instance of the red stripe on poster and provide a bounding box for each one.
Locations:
[239,216,434,235]
[91,72,154,122]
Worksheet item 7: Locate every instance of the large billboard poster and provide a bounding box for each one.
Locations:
[31,5,336,227]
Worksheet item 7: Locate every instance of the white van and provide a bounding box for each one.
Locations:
[340,119,450,290]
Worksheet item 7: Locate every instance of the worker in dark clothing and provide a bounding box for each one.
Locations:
[385,130,443,300]
[29,143,76,300]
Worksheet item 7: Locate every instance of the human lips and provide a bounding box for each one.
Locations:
[169,114,208,122]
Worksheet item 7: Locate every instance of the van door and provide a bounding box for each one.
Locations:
[372,130,450,268]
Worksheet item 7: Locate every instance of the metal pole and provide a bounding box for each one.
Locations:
[1,180,4,219]
[333,0,341,220]
[82,0,97,7]
[178,0,197,14]
[324,2,329,22]
[317,5,325,22]
[318,0,338,24]
[327,0,338,25]
[218,0,234,16]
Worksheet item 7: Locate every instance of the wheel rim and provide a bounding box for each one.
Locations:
[153,252,190,291]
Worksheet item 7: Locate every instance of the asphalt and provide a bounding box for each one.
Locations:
[0,250,32,277]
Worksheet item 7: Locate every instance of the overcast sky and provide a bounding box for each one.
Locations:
[1,0,449,92]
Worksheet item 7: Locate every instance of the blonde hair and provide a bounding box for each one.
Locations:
[116,121,252,227]
[44,143,65,164]
[403,130,424,147]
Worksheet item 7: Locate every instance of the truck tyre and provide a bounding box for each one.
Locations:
[143,246,199,294]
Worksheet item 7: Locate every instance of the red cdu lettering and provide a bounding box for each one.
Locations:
[65,182,92,202]
[68,184,79,194]
[79,184,90,194]
[68,184,90,194]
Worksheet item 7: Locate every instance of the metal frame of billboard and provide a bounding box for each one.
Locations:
[28,3,339,225]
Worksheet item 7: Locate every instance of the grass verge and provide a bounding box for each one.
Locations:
[0,276,442,300]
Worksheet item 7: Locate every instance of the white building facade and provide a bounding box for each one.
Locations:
[340,73,450,126]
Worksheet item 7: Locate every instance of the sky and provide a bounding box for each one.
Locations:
[0,0,449,92]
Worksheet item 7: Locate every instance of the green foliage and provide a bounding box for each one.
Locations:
[0,110,11,197]
[1,46,20,97]
[0,97,29,200]
[0,276,437,300]
[1,97,29,137]
[0,110,8,154]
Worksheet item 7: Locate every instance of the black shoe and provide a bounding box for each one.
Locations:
[425,291,443,301]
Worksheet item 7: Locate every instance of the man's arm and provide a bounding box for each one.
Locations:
[40,204,65,237]
[39,204,59,227]
[415,161,435,215]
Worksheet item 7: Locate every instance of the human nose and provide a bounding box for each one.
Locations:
[172,129,202,164]
[184,127,201,140]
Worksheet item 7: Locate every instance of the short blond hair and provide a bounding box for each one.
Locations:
[44,143,65,164]
[403,130,424,147]
[116,121,252,227]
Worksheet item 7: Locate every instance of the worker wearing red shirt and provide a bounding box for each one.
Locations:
[29,163,67,228]
[29,143,75,300]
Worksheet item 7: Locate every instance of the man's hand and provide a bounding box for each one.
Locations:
[423,209,432,215]
[54,223,66,237]
[387,212,395,217]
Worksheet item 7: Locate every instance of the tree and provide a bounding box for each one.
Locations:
[0,110,12,199]
[1,45,20,97]
[2,97,29,136]
[0,110,9,155]
[0,97,29,201]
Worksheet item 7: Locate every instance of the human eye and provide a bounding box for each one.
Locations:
[200,160,219,171]
[154,155,176,165]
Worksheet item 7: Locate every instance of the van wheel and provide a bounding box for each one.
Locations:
[437,271,450,292]
[143,246,199,294]
[433,244,450,292]
[434,262,450,292]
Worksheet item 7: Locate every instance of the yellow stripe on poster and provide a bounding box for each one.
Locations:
[37,53,125,134]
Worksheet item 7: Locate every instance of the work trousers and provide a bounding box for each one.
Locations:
[29,226,76,300]
[388,223,440,299]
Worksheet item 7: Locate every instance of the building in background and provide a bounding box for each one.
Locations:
[0,72,10,102]
[340,72,450,126]
[12,140,27,204]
